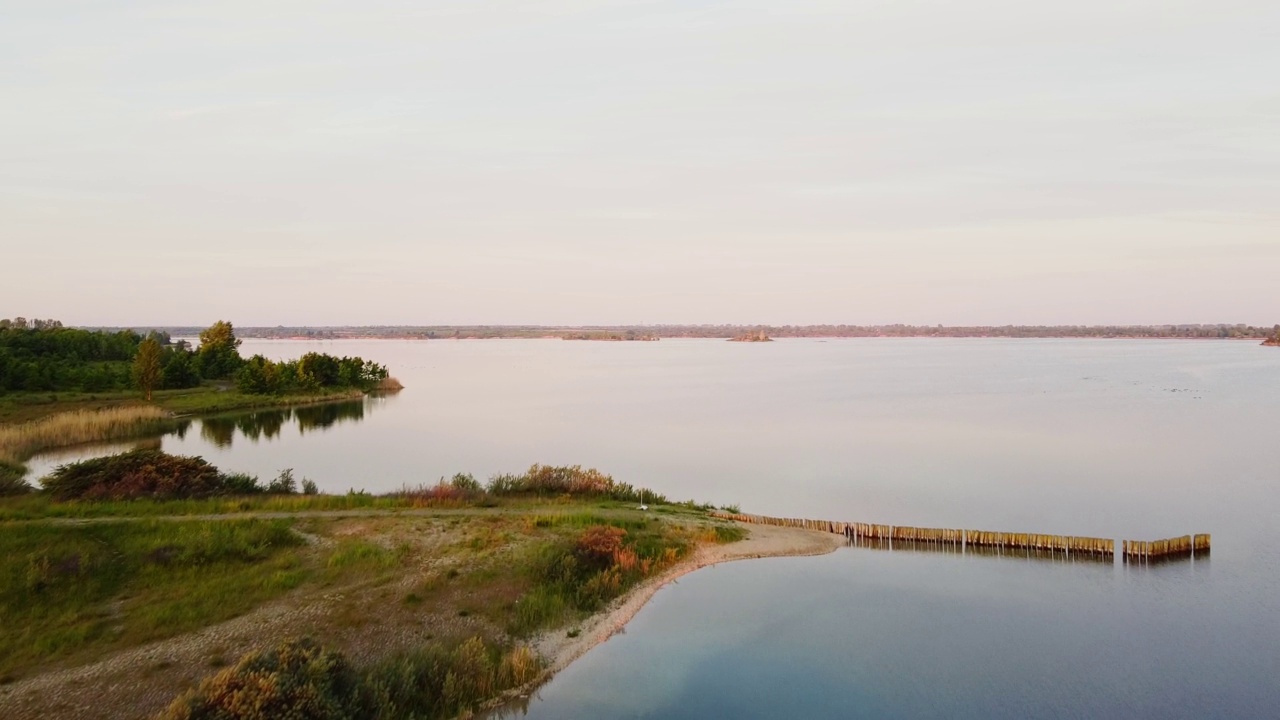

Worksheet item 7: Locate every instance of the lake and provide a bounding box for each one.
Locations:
[27,338,1280,716]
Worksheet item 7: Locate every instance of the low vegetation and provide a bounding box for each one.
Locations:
[0,519,306,678]
[0,458,747,719]
[0,406,175,492]
[39,449,274,501]
[0,406,172,463]
[156,637,540,720]
[508,519,694,634]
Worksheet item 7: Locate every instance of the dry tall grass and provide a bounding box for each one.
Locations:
[0,406,174,464]
[376,376,404,391]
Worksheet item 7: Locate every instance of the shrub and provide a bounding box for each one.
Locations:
[0,459,31,496]
[301,478,319,495]
[266,469,297,495]
[484,464,667,504]
[450,472,482,495]
[40,450,255,501]
[219,472,262,495]
[157,637,542,720]
[574,525,626,570]
[156,638,363,720]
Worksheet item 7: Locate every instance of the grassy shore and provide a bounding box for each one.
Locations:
[0,407,173,464]
[0,385,368,425]
[0,452,766,719]
[0,493,746,720]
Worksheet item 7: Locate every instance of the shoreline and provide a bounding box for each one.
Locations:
[488,523,844,713]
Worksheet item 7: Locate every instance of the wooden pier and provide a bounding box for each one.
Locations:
[710,512,1209,563]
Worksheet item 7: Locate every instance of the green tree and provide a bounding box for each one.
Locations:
[162,349,201,389]
[132,336,163,400]
[236,355,281,394]
[296,352,339,389]
[195,320,243,379]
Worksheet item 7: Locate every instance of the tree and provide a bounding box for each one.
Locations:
[236,355,281,394]
[195,320,243,379]
[132,336,163,400]
[296,352,339,389]
[162,349,201,389]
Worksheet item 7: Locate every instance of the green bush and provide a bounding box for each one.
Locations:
[485,464,667,504]
[266,468,297,495]
[40,450,266,500]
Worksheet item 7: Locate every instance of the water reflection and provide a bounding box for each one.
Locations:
[23,395,391,478]
[195,400,369,449]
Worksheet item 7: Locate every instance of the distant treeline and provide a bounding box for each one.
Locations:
[0,318,390,396]
[91,323,1280,341]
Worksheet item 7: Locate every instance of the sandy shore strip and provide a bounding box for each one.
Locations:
[532,522,844,678]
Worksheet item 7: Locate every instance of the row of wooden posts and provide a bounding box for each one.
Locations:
[1122,534,1211,560]
[710,512,1209,561]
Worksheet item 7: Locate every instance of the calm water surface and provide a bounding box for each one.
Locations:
[28,338,1280,716]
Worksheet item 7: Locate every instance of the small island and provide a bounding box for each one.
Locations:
[1264,327,1280,346]
[729,330,773,342]
[562,331,659,341]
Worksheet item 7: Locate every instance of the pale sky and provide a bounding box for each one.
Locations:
[2,0,1278,326]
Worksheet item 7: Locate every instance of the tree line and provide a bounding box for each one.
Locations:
[1,318,390,398]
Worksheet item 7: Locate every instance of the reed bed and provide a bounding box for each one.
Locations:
[0,406,174,465]
[376,376,405,391]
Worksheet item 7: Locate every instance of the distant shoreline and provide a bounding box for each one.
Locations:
[103,323,1275,343]
[214,334,1270,343]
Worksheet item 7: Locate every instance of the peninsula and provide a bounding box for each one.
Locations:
[0,460,835,720]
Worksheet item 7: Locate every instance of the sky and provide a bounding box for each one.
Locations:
[2,0,1278,326]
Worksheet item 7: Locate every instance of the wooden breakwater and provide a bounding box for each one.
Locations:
[711,512,1210,561]
[1122,534,1210,562]
[850,536,1114,564]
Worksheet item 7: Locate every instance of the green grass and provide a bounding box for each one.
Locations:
[156,636,541,720]
[0,519,307,677]
[505,519,695,636]
[0,492,413,521]
[156,387,365,416]
[712,524,747,543]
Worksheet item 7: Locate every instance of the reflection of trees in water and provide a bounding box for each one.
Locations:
[192,399,372,446]
[236,410,287,441]
[132,437,163,452]
[200,417,237,448]
[294,401,365,434]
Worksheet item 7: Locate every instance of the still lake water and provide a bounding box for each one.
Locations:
[29,338,1280,716]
